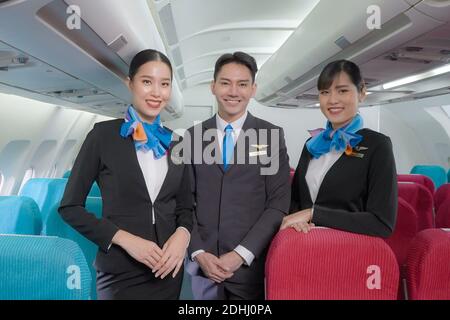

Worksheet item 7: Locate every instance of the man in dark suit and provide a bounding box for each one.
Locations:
[185,52,291,300]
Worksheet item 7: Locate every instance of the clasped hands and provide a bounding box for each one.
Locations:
[280,208,314,233]
[195,251,244,283]
[112,228,190,279]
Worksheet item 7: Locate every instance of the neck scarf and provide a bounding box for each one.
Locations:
[120,105,172,159]
[306,114,363,159]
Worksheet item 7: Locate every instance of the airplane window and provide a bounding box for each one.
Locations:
[0,171,4,193]
[18,167,35,194]
[28,140,57,178]
[49,164,57,178]
[55,139,76,178]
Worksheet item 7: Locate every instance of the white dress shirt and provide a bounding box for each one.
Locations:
[216,111,247,154]
[136,148,168,224]
[136,142,190,236]
[305,149,343,203]
[191,111,255,266]
[107,132,190,252]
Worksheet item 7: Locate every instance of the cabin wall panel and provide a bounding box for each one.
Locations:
[0,93,111,194]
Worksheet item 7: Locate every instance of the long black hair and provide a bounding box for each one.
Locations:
[318,60,364,92]
[128,49,173,80]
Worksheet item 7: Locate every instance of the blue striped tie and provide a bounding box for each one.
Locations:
[223,124,234,170]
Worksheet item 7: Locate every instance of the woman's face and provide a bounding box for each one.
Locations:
[127,60,172,123]
[319,71,365,130]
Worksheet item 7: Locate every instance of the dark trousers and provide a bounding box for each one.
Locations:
[191,274,264,300]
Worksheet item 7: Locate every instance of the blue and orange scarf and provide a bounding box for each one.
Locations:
[306,114,363,159]
[120,105,172,159]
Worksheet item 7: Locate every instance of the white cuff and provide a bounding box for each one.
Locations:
[177,226,191,249]
[177,226,191,238]
[191,249,205,261]
[234,245,255,266]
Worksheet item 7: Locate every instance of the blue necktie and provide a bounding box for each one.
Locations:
[223,124,234,170]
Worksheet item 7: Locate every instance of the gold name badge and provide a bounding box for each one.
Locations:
[249,150,267,157]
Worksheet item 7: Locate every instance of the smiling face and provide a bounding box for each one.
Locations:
[211,62,256,123]
[319,71,366,130]
[126,60,172,123]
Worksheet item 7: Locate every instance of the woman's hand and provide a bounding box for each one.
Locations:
[112,230,164,269]
[280,209,315,233]
[153,228,190,279]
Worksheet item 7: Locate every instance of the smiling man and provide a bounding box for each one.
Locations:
[185,52,291,300]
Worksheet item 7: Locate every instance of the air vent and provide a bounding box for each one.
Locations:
[394,51,449,63]
[274,103,299,109]
[0,51,29,69]
[363,77,380,86]
[295,93,318,100]
[44,88,106,98]
[405,46,424,52]
[108,34,128,53]
[159,3,179,46]
[384,52,432,64]
[258,93,279,103]
[335,36,351,50]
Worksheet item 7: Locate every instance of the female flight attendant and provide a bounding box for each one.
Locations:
[282,60,397,237]
[58,49,193,299]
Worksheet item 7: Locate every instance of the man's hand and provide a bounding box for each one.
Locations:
[218,251,244,274]
[195,252,233,283]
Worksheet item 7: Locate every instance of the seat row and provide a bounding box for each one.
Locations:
[266,228,450,300]
[410,165,449,190]
[0,177,194,300]
[1,174,449,300]
[0,178,101,299]
[0,234,91,300]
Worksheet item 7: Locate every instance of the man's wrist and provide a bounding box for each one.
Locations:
[233,250,245,264]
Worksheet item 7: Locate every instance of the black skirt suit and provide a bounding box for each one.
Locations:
[290,128,397,237]
[58,119,193,299]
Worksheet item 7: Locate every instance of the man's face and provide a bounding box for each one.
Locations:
[211,62,256,122]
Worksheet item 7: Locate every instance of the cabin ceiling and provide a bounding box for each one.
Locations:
[151,0,450,109]
[290,22,450,108]
[150,0,320,89]
[363,22,450,106]
[0,0,449,116]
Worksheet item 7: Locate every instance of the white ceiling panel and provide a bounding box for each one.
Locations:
[152,0,320,90]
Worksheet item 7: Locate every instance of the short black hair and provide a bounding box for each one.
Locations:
[318,60,364,92]
[213,52,258,83]
[128,49,173,80]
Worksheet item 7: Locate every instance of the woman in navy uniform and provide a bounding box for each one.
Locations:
[58,49,193,299]
[283,60,397,237]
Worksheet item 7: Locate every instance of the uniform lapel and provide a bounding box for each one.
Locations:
[124,135,152,203]
[124,125,177,203]
[155,137,178,201]
[202,115,224,174]
[223,112,256,174]
[299,148,314,206]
